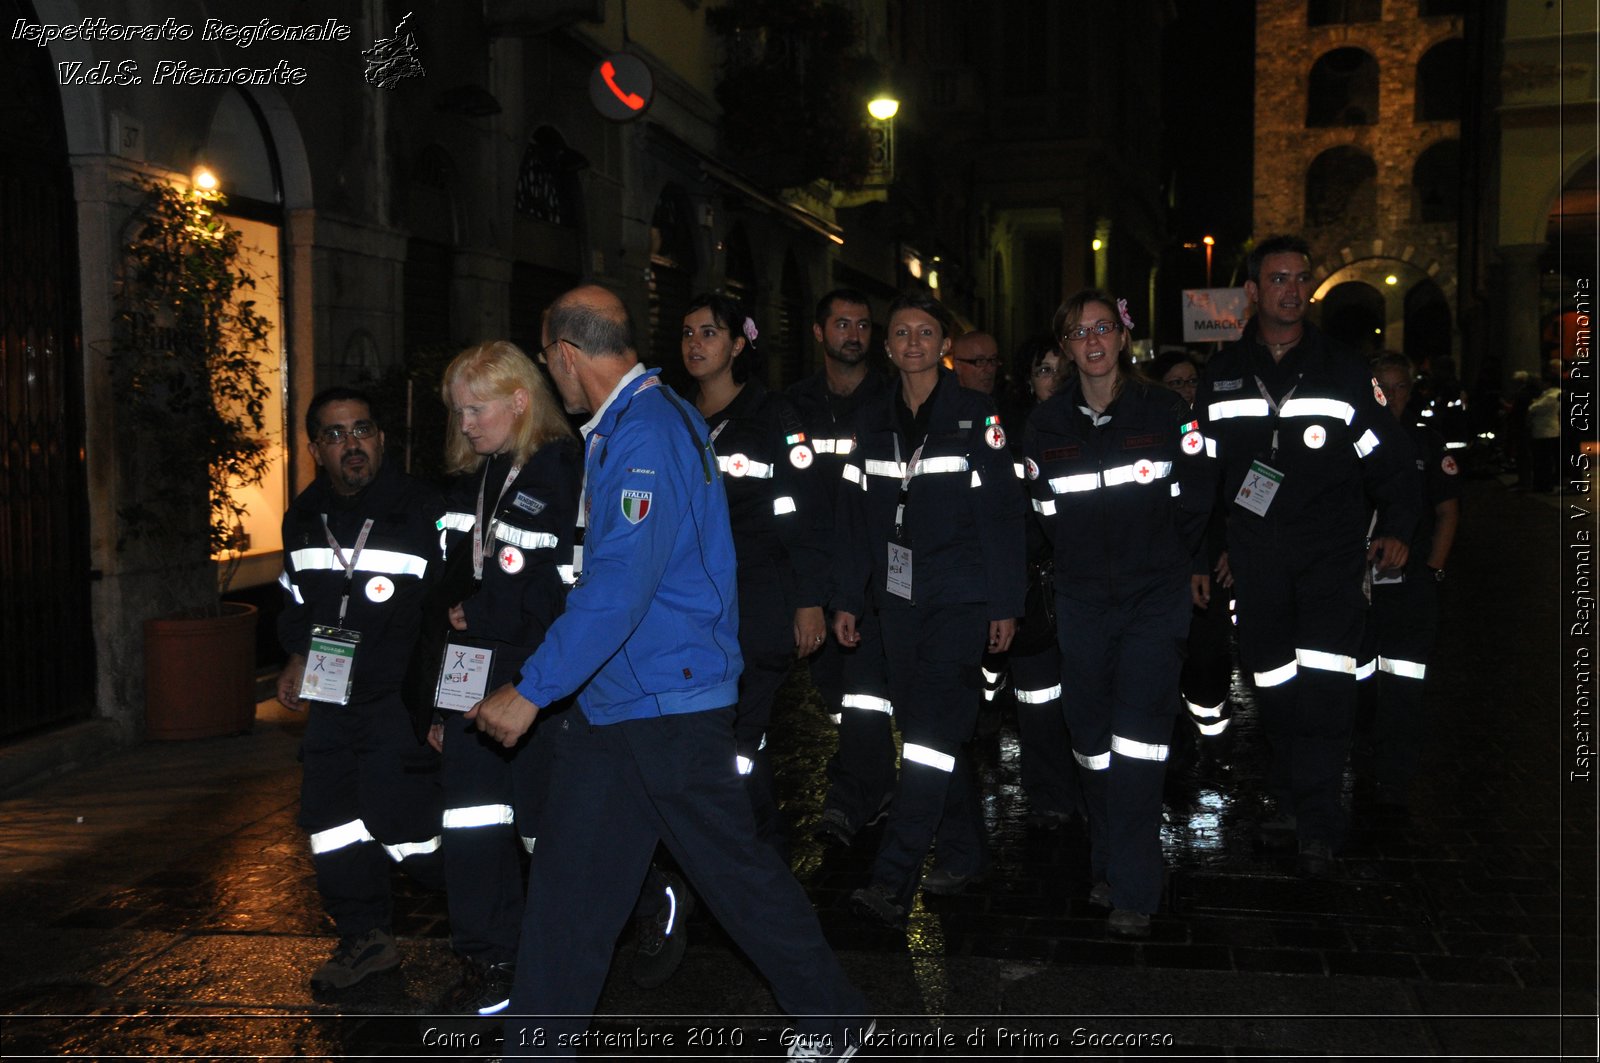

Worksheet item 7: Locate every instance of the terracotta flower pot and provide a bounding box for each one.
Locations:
[143,602,259,740]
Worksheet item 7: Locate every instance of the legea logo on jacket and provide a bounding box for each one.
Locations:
[620,489,652,524]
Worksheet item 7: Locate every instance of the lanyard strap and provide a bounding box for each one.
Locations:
[892,434,929,543]
[1254,375,1302,457]
[320,515,374,625]
[472,461,523,581]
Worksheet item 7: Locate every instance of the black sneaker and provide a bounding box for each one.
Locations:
[849,883,907,929]
[444,958,515,1016]
[919,865,986,895]
[310,927,398,993]
[813,807,857,848]
[632,872,694,989]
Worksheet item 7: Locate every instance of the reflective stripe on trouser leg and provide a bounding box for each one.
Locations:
[1185,698,1231,736]
[822,606,897,826]
[309,818,375,855]
[1370,578,1437,791]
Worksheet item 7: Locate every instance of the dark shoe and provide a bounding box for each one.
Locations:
[444,958,515,1016]
[919,865,986,896]
[632,872,694,989]
[1256,811,1298,849]
[813,807,857,848]
[849,883,907,928]
[1297,840,1338,879]
[310,927,398,993]
[1087,880,1112,908]
[1107,909,1151,938]
[786,1018,876,1060]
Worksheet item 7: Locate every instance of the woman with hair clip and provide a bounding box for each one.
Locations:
[832,291,1026,929]
[1022,290,1211,937]
[679,291,831,850]
[430,340,581,1015]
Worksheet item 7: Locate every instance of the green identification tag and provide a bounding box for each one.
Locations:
[300,625,361,705]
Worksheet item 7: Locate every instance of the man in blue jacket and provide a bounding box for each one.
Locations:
[470,285,870,1060]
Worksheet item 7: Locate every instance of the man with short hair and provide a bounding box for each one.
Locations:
[276,387,445,994]
[1194,235,1419,877]
[471,285,871,1059]
[949,330,1003,395]
[787,289,899,849]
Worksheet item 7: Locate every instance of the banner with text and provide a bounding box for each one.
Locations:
[1182,288,1249,343]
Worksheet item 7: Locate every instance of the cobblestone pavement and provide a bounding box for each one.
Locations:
[0,479,1594,1061]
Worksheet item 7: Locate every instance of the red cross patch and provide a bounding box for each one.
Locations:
[499,546,525,574]
[727,453,750,477]
[1372,377,1387,407]
[1181,430,1204,455]
[1441,455,1459,476]
[1133,460,1156,483]
[985,424,1007,450]
[1025,457,1040,481]
[365,576,394,602]
[789,444,814,470]
[1302,425,1326,449]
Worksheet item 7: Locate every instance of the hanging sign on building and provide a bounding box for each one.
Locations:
[1182,288,1249,343]
[589,53,653,121]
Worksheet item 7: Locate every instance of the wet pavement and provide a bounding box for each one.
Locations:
[0,477,1594,1061]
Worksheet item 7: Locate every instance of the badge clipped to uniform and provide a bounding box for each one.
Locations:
[434,640,495,713]
[300,625,361,705]
[886,542,913,600]
[1233,459,1284,517]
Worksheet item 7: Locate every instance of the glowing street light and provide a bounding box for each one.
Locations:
[867,94,899,121]
[1203,234,1215,287]
[193,167,219,193]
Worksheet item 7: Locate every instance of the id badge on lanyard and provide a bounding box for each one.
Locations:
[472,461,522,582]
[886,438,926,601]
[299,516,373,705]
[435,639,495,712]
[1232,377,1295,517]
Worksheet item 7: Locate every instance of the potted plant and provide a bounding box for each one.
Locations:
[110,174,275,739]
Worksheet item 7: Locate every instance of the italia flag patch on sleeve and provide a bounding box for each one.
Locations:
[620,489,652,524]
[984,414,1007,450]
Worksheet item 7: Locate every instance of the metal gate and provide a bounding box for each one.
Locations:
[0,0,94,738]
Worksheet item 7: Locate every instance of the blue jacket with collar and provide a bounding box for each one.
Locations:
[513,369,744,724]
[833,368,1026,619]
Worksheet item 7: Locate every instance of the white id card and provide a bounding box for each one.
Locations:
[1372,565,1405,586]
[1233,460,1284,517]
[887,542,913,600]
[435,642,495,712]
[301,626,361,705]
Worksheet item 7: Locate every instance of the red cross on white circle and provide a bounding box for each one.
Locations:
[501,549,516,567]
[1303,425,1326,449]
[1181,430,1203,455]
[1134,460,1156,483]
[365,575,394,602]
[986,425,1006,449]
[728,453,749,477]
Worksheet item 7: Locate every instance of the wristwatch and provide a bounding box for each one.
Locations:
[1428,567,1445,583]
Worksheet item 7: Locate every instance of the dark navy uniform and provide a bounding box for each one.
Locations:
[1361,418,1461,798]
[835,368,1026,907]
[1024,377,1209,914]
[1195,320,1420,850]
[1180,508,1235,740]
[700,378,830,842]
[435,441,581,970]
[787,368,898,835]
[278,462,445,939]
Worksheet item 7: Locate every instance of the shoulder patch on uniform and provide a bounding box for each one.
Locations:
[511,491,546,516]
[1213,378,1243,392]
[1025,457,1040,480]
[1441,455,1459,476]
[984,421,1007,450]
[1372,377,1387,407]
[958,420,973,430]
[789,443,814,469]
[620,489,652,524]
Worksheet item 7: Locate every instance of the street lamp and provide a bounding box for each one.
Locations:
[867,95,899,121]
[1203,235,1215,288]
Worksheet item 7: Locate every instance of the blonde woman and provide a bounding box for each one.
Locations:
[432,340,580,1014]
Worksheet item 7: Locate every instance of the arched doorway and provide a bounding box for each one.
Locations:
[1319,280,1386,352]
[0,0,93,736]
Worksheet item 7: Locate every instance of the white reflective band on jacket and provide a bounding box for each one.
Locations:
[1378,656,1427,679]
[1356,658,1376,680]
[1016,684,1062,704]
[1013,462,1026,480]
[1278,398,1356,424]
[842,463,864,486]
[1185,699,1226,719]
[841,693,893,714]
[557,564,577,586]
[812,438,855,454]
[496,527,559,550]
[278,569,304,605]
[442,804,516,829]
[383,836,442,862]
[1050,472,1101,494]
[1354,429,1380,457]
[1208,398,1272,420]
[288,547,429,578]
[1205,438,1218,458]
[1111,735,1169,762]
[1073,749,1111,771]
[1253,660,1298,687]
[827,712,842,725]
[970,470,984,488]
[308,818,374,855]
[1171,483,1182,497]
[1032,498,1058,516]
[1048,461,1172,495]
[736,755,754,776]
[902,742,955,772]
[773,496,797,515]
[865,455,971,480]
[436,511,476,532]
[716,455,775,478]
[521,835,537,853]
[1297,648,1358,674]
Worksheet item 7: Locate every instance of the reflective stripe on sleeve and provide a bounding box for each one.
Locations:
[521,835,537,853]
[841,693,894,714]
[1033,498,1057,516]
[1208,398,1271,420]
[1015,684,1062,704]
[278,569,304,605]
[902,742,955,772]
[308,819,374,855]
[442,804,516,829]
[1073,749,1111,771]
[1378,656,1427,679]
[736,755,755,776]
[970,470,983,488]
[1205,438,1217,458]
[1354,429,1380,457]
[842,463,864,485]
[772,496,797,516]
[1171,483,1182,497]
[1278,398,1356,424]
[383,836,442,862]
[1013,462,1026,480]
[1111,735,1170,762]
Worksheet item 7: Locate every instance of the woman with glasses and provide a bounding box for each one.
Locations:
[430,340,582,1014]
[833,291,1026,928]
[1023,290,1211,937]
[678,292,831,849]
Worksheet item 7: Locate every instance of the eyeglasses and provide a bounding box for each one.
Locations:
[953,356,1002,368]
[1062,321,1122,342]
[537,337,583,365]
[1032,364,1059,378]
[315,422,377,446]
[1166,376,1199,390]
